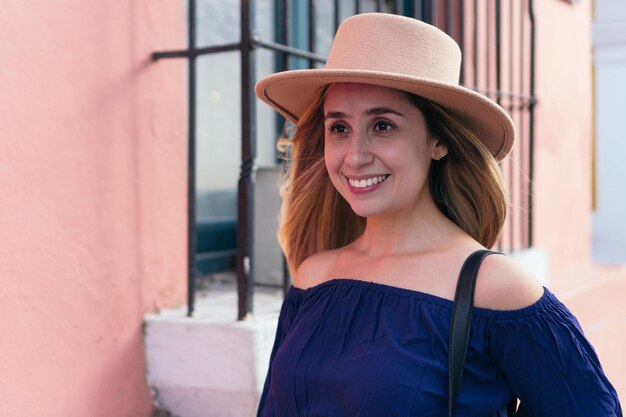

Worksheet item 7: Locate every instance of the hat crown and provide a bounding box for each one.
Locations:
[254,13,514,161]
[326,14,461,85]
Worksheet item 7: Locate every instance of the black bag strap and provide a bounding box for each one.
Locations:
[448,249,519,416]
[448,249,495,416]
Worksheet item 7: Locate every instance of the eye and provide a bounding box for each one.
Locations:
[328,122,349,135]
[373,120,394,132]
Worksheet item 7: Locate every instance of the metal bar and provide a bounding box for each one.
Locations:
[152,50,192,60]
[472,88,537,107]
[473,0,478,89]
[393,0,402,15]
[253,36,327,63]
[485,0,490,97]
[237,0,256,320]
[278,0,291,296]
[494,0,502,251]
[528,0,536,247]
[519,0,527,248]
[459,0,465,84]
[377,0,386,12]
[195,43,242,56]
[414,0,423,20]
[445,0,452,34]
[277,0,289,70]
[492,0,502,252]
[508,0,515,251]
[334,0,341,31]
[283,256,291,296]
[355,0,361,15]
[495,0,501,105]
[284,0,291,68]
[308,0,316,68]
[186,0,197,317]
[153,42,241,60]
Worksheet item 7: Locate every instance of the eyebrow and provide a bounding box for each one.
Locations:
[324,107,405,120]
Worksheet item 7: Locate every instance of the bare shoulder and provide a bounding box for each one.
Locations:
[473,253,545,310]
[293,249,339,289]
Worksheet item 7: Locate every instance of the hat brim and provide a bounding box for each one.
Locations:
[255,69,514,161]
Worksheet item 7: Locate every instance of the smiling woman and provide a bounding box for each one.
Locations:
[277,81,507,277]
[254,12,622,417]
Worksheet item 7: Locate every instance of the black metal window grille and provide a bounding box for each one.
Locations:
[153,0,536,319]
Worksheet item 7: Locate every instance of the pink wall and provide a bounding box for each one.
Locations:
[0,1,186,416]
[533,0,594,274]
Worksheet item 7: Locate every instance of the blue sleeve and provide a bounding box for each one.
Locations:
[256,287,302,417]
[488,289,622,417]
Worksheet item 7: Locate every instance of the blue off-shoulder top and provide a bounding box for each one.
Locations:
[256,279,622,417]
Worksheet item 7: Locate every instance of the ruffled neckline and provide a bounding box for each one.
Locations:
[289,278,554,321]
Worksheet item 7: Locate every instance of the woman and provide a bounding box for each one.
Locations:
[254,13,622,416]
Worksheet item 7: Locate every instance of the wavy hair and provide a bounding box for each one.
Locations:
[277,88,508,275]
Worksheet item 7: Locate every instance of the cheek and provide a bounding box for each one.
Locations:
[324,140,341,172]
[383,144,431,178]
[324,143,347,191]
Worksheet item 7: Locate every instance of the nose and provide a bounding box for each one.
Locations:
[344,130,374,168]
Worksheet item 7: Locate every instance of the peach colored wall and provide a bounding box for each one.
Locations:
[533,0,594,275]
[0,1,186,416]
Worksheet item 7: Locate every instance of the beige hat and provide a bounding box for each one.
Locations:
[255,13,514,161]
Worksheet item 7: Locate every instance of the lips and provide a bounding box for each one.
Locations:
[347,174,390,189]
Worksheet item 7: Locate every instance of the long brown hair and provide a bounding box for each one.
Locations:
[277,87,508,275]
[410,95,508,249]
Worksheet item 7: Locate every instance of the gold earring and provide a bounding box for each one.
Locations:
[433,150,442,161]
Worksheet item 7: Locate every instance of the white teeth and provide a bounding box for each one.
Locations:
[348,175,389,188]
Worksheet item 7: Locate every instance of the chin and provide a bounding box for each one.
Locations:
[347,203,385,218]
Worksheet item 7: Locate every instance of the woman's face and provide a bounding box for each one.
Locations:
[323,83,441,219]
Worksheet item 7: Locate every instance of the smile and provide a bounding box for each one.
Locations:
[347,175,390,189]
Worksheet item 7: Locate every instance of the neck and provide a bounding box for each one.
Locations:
[354,193,468,257]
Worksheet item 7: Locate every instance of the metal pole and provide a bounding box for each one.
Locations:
[414,0,423,20]
[187,0,197,317]
[528,0,536,247]
[459,0,465,85]
[445,0,452,34]
[279,0,291,70]
[496,0,501,105]
[494,0,503,252]
[237,0,256,320]
[508,0,515,250]
[473,0,478,89]
[485,0,491,97]
[153,42,240,59]
[519,0,527,248]
[308,0,316,68]
[253,37,327,63]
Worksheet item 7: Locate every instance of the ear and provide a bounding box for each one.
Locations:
[431,141,449,160]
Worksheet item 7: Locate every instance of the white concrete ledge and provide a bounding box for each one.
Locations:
[508,247,549,286]
[145,283,283,417]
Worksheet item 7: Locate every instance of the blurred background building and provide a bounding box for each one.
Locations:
[593,0,626,264]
